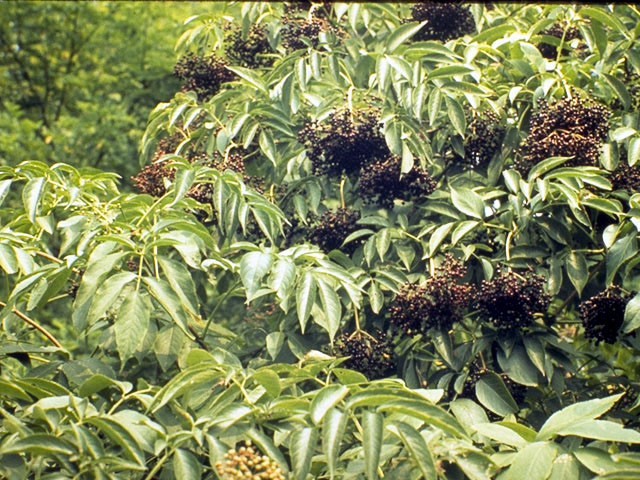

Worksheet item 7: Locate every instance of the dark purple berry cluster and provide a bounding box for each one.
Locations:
[579,286,630,345]
[475,269,550,331]
[281,15,337,51]
[298,110,389,177]
[309,207,361,254]
[611,155,640,193]
[358,156,436,207]
[332,330,396,380]
[173,53,236,101]
[515,97,611,176]
[225,24,274,69]
[455,110,505,170]
[131,160,175,197]
[410,2,475,42]
[389,255,473,334]
[538,22,582,59]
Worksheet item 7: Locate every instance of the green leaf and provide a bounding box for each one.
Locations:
[445,96,466,137]
[368,281,384,314]
[606,234,637,285]
[259,129,278,167]
[323,408,348,480]
[554,419,640,443]
[451,187,485,219]
[497,345,539,386]
[251,368,281,398]
[579,7,628,37]
[149,364,221,412]
[428,88,442,126]
[266,332,285,360]
[624,292,640,333]
[171,167,195,206]
[475,372,518,416]
[427,64,474,81]
[384,121,402,156]
[474,422,529,448]
[240,251,273,300]
[0,379,31,401]
[143,276,194,340]
[548,452,582,480]
[158,257,199,316]
[79,374,131,397]
[376,228,391,260]
[378,400,468,438]
[270,257,296,300]
[296,271,316,333]
[290,427,318,480]
[173,448,201,480]
[0,179,12,207]
[629,138,640,167]
[536,394,622,441]
[22,177,45,224]
[427,221,455,257]
[389,421,437,479]
[311,385,349,425]
[86,416,145,466]
[226,65,267,93]
[603,74,631,111]
[363,410,383,480]
[86,272,136,327]
[386,21,426,53]
[611,127,637,142]
[566,251,588,295]
[0,243,18,274]
[2,434,76,457]
[505,442,558,480]
[315,276,342,341]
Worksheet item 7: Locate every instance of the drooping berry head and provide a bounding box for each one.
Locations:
[281,14,339,51]
[579,286,630,345]
[515,97,611,176]
[358,156,436,207]
[456,110,505,170]
[389,255,474,334]
[475,268,550,331]
[173,53,236,101]
[332,330,396,380]
[225,24,274,69]
[410,2,475,42]
[309,207,361,254]
[298,110,389,177]
[611,152,640,194]
[215,441,285,480]
[538,22,582,59]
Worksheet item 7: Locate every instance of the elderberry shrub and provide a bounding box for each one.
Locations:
[410,2,475,42]
[579,286,630,345]
[298,110,389,177]
[332,330,396,380]
[281,15,338,51]
[454,110,505,170]
[309,207,361,254]
[358,156,436,207]
[537,22,582,59]
[173,53,236,101]
[389,255,473,334]
[475,269,550,331]
[215,441,285,480]
[225,24,274,69]
[514,97,611,176]
[131,133,184,196]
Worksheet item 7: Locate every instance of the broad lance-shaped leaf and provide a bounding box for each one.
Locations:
[388,421,437,479]
[158,257,199,316]
[85,272,136,327]
[475,372,518,417]
[536,394,623,441]
[606,233,637,285]
[290,427,318,480]
[296,271,317,333]
[1,433,76,457]
[115,290,151,364]
[170,167,195,206]
[624,292,640,334]
[311,385,349,425]
[239,251,273,300]
[314,275,342,341]
[552,419,640,443]
[450,186,485,219]
[505,441,558,480]
[363,410,383,480]
[377,400,468,439]
[386,21,426,53]
[270,257,295,300]
[149,363,221,412]
[173,448,202,480]
[143,276,194,340]
[86,416,145,466]
[323,408,348,480]
[22,176,45,224]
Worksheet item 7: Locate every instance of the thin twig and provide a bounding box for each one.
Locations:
[0,301,62,348]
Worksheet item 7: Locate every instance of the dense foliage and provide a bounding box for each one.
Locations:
[2,2,640,479]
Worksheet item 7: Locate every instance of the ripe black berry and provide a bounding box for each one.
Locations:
[475,268,550,331]
[298,110,389,177]
[358,156,436,208]
[332,330,396,380]
[515,97,611,176]
[309,208,361,254]
[410,2,475,42]
[579,286,630,345]
[173,53,236,101]
[610,154,640,193]
[537,22,582,59]
[225,24,274,69]
[281,15,337,51]
[454,110,505,170]
[389,255,473,334]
